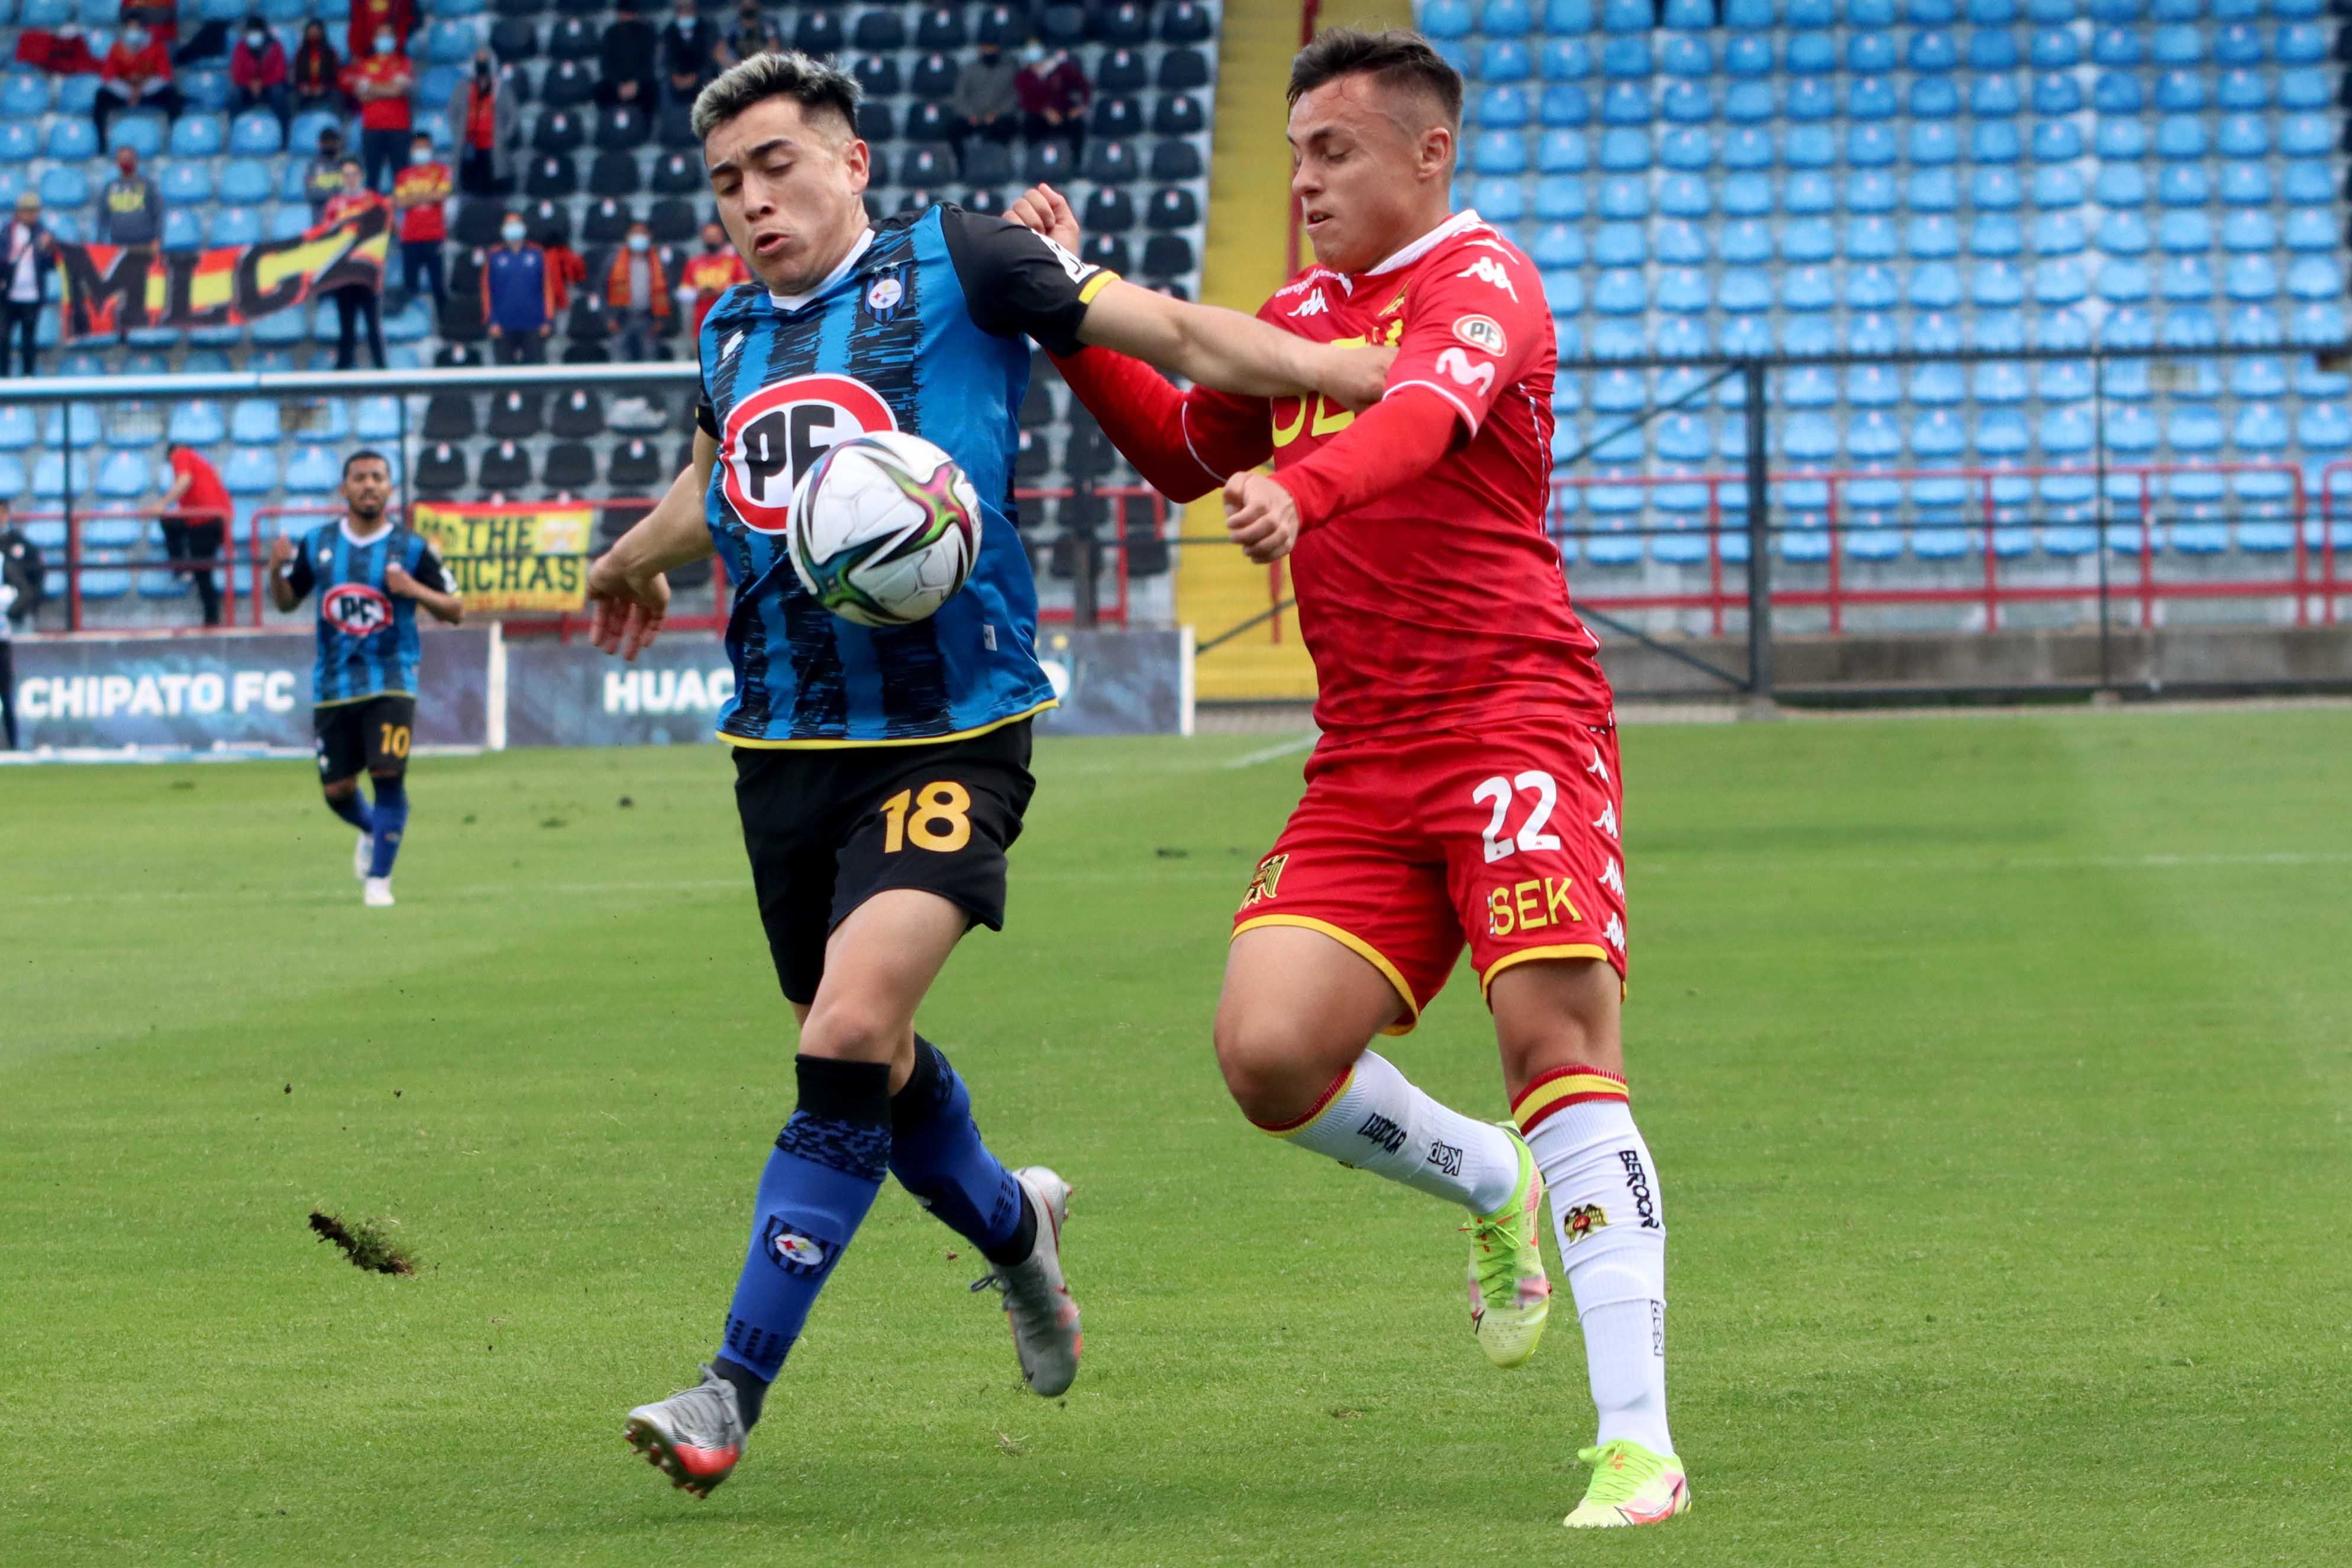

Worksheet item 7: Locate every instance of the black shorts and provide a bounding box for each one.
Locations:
[314,694,417,782]
[734,719,1036,1006]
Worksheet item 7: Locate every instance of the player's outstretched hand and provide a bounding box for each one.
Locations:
[586,551,670,661]
[1224,471,1302,565]
[383,562,419,599]
[267,534,294,570]
[1006,183,1082,253]
[1322,344,1398,412]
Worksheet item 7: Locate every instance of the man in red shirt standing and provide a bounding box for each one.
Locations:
[341,27,415,193]
[322,160,390,368]
[392,131,450,311]
[93,18,184,146]
[1013,30,1689,1531]
[160,443,232,626]
[677,218,749,337]
[345,0,413,65]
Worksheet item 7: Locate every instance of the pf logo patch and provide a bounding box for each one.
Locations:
[760,1217,836,1278]
[1453,313,1507,357]
[721,373,899,534]
[322,582,393,637]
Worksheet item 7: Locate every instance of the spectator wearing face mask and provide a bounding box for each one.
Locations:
[660,0,716,108]
[95,147,163,248]
[604,222,673,362]
[448,51,503,198]
[484,215,556,365]
[341,26,415,193]
[1016,38,1091,159]
[291,21,347,117]
[393,131,450,311]
[93,18,185,144]
[323,160,390,369]
[303,126,351,217]
[678,219,748,337]
[230,17,292,135]
[951,40,1020,160]
[597,2,661,109]
[3,193,56,379]
[345,0,413,63]
[716,1,781,70]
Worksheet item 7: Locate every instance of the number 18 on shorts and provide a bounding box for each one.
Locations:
[1232,726,1629,1031]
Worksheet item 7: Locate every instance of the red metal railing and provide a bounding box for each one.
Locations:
[17,506,237,633]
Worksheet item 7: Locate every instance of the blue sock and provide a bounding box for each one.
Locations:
[367,775,408,878]
[324,790,374,833]
[890,1037,1035,1266]
[718,1056,892,1388]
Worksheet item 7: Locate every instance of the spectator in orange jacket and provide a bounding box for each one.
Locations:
[678,218,749,338]
[93,20,184,145]
[603,221,673,361]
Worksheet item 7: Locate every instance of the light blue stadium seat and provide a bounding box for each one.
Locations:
[1479,40,1532,83]
[160,162,214,205]
[2150,22,2201,66]
[229,110,282,154]
[1969,118,2021,165]
[1970,167,2020,211]
[160,208,202,251]
[287,107,342,152]
[1785,77,1833,119]
[2032,123,2083,167]
[1659,79,1711,122]
[1969,73,2020,118]
[1845,76,1895,123]
[41,405,101,447]
[2217,68,2270,112]
[2093,71,2141,114]
[0,75,50,117]
[1589,320,1646,359]
[1907,28,1956,73]
[1658,174,1707,218]
[46,117,97,159]
[2029,26,2079,69]
[1725,0,1776,29]
[2221,209,2279,257]
[1847,32,1895,75]
[1540,269,1583,316]
[1471,131,1526,176]
[1598,127,1649,172]
[1660,33,1709,77]
[1967,28,2018,71]
[279,444,339,495]
[167,401,227,447]
[1910,261,1963,310]
[1846,264,1898,312]
[2288,255,2344,301]
[2095,163,2147,207]
[1656,126,1705,170]
[221,448,277,496]
[2092,23,2142,65]
[2215,114,2269,162]
[1597,175,1645,219]
[230,400,283,445]
[1600,36,1652,78]
[1908,120,1957,166]
[1598,82,1649,125]
[2033,212,2085,259]
[203,206,260,247]
[1537,85,1591,128]
[93,450,149,500]
[354,397,402,442]
[1723,34,1773,78]
[1475,85,1529,128]
[1847,170,1896,213]
[2282,209,2335,255]
[1420,0,1473,37]
[169,113,225,159]
[2282,162,2335,208]
[0,406,32,451]
[1592,221,1644,268]
[1530,222,1584,268]
[31,452,92,500]
[2157,209,2210,255]
[1786,123,1834,167]
[1846,215,1897,260]
[1782,216,1833,261]
[2102,305,2158,348]
[2028,71,2080,117]
[1975,361,2030,405]
[1717,218,1769,266]
[1532,173,1585,220]
[2277,21,2327,63]
[57,75,101,115]
[1786,172,1832,214]
[1910,361,1965,405]
[1905,214,1959,259]
[1910,75,1960,121]
[1723,79,1775,122]
[2224,255,2280,305]
[1656,219,1706,264]
[2161,255,2215,303]
[182,67,234,112]
[0,124,34,167]
[2154,117,2206,162]
[1721,125,1769,170]
[1597,0,1648,30]
[2154,70,2204,113]
[2279,67,2329,112]
[215,159,272,207]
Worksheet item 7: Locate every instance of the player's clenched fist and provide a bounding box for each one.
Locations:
[267,534,295,571]
[1006,183,1080,253]
[1224,471,1302,564]
[586,551,670,661]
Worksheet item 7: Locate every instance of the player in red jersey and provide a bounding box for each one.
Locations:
[1011,30,1688,1528]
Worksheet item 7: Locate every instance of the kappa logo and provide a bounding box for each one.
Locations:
[719,372,899,534]
[1585,746,1610,785]
[1436,346,1496,396]
[1603,913,1627,952]
[1599,857,1626,897]
[1426,1139,1463,1178]
[1452,313,1507,357]
[1453,256,1519,301]
[1561,1203,1608,1244]
[1593,801,1620,840]
[322,582,393,637]
[1239,852,1288,908]
[1289,288,1329,318]
[1356,1112,1408,1155]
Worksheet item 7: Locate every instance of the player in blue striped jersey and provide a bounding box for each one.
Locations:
[587,52,1391,1497]
[267,450,464,908]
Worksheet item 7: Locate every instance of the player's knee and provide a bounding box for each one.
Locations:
[321,777,358,800]
[1492,958,1623,1085]
[1212,1010,1329,1126]
[796,998,906,1065]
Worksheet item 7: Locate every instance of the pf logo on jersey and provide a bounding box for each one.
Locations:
[322,581,393,636]
[721,373,899,534]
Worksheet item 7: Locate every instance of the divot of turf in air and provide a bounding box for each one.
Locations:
[307,1209,416,1276]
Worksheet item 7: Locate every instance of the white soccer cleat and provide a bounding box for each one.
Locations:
[354,830,372,880]
[363,877,395,907]
[974,1166,1082,1396]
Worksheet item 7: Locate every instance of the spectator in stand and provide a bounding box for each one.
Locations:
[345,0,413,63]
[596,1,661,109]
[604,221,672,361]
[678,218,748,337]
[342,25,415,193]
[93,17,185,144]
[544,229,587,312]
[230,15,291,135]
[2,193,57,379]
[484,212,555,364]
[95,147,163,248]
[951,39,1020,161]
[659,0,716,108]
[1016,38,1091,161]
[159,443,231,628]
[121,0,177,48]
[393,130,450,311]
[448,50,503,197]
[324,160,390,369]
[290,21,346,119]
[716,0,781,71]
[302,124,350,218]
[0,497,35,745]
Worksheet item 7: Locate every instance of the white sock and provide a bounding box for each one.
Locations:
[1264,1050,1521,1214]
[1514,1067,1674,1458]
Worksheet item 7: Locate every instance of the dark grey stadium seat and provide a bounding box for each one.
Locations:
[647,197,698,244]
[532,109,586,155]
[1099,1,1150,45]
[1149,140,1202,182]
[1151,93,1206,138]
[1161,1,1213,43]
[1081,138,1136,183]
[526,198,573,247]
[589,150,642,197]
[1081,234,1132,273]
[915,4,967,49]
[525,154,580,198]
[488,389,544,439]
[910,52,959,101]
[851,8,905,50]
[454,200,505,248]
[1141,234,1196,277]
[963,138,1013,186]
[479,441,534,493]
[1082,186,1136,234]
[490,17,539,61]
[1146,186,1201,230]
[596,105,650,150]
[1096,46,1147,93]
[415,442,469,496]
[1158,47,1210,92]
[550,387,605,438]
[543,441,597,491]
[608,438,663,490]
[548,17,599,60]
[650,151,702,195]
[794,9,844,54]
[975,3,1025,47]
[422,393,477,441]
[542,59,596,108]
[581,197,636,244]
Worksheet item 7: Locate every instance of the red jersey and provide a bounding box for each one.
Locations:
[1176,211,1605,740]
[169,448,230,521]
[341,53,413,131]
[393,160,449,243]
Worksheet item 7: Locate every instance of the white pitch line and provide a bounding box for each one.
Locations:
[1222,733,1319,770]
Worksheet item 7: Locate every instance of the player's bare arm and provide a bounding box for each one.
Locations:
[587,428,720,660]
[384,562,464,625]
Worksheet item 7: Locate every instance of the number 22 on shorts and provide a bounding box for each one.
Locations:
[1473,771,1561,864]
[879,781,973,853]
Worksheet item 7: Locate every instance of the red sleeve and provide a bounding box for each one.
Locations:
[1049,345,1272,503]
[1379,237,1548,442]
[1271,389,1461,532]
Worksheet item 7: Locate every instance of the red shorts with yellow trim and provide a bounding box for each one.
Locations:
[1231,723,1628,1033]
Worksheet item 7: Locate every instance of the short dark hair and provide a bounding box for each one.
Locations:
[691,50,861,144]
[1287,26,1463,129]
[343,449,390,479]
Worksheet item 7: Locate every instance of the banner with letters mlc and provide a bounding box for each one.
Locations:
[10,628,492,752]
[409,503,596,615]
[59,204,389,340]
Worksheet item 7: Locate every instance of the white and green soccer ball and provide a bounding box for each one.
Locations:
[786,431,982,628]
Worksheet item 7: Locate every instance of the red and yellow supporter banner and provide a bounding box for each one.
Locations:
[409,503,596,615]
[58,203,389,340]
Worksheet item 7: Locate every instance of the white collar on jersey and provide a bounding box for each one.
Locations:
[768,226,876,313]
[1358,208,1486,278]
[339,518,393,548]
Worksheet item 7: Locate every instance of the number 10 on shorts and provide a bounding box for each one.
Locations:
[879,782,973,853]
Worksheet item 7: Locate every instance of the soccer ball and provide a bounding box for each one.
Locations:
[786,431,982,628]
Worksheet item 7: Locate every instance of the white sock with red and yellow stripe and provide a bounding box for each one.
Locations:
[1514,1065,1675,1457]
[1258,1051,1521,1214]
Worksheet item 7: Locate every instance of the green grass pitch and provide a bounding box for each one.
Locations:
[4,707,2350,1566]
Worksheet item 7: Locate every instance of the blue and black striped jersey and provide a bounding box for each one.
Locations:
[693,203,1114,747]
[282,520,450,705]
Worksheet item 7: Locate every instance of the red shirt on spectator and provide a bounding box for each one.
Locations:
[169,448,231,523]
[679,247,749,335]
[393,160,450,243]
[231,37,289,90]
[346,0,414,60]
[544,241,587,311]
[102,38,174,90]
[341,52,414,132]
[324,188,392,228]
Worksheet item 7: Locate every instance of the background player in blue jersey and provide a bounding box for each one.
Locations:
[266,450,463,908]
[583,52,1393,1498]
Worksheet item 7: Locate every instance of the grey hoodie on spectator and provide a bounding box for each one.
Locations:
[95,173,163,246]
